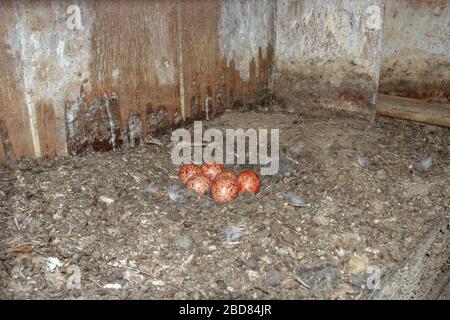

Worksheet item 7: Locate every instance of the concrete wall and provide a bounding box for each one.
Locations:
[0,0,274,161]
[274,0,384,113]
[379,0,450,102]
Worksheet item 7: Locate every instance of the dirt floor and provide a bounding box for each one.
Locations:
[0,105,449,299]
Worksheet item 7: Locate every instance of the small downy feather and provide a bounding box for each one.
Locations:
[420,157,433,171]
[357,155,375,171]
[283,192,307,207]
[225,225,244,243]
[168,185,186,204]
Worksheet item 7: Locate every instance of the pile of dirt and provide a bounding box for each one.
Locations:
[0,106,448,299]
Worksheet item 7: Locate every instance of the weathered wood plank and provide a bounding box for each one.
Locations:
[275,0,384,113]
[1,0,275,160]
[0,121,13,162]
[380,0,450,102]
[377,94,450,128]
[90,0,181,136]
[36,101,57,159]
[0,133,5,162]
[180,0,275,120]
[0,0,36,160]
[179,0,222,120]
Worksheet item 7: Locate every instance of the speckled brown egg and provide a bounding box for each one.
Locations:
[201,163,225,181]
[186,174,210,196]
[179,164,202,185]
[213,170,238,182]
[237,170,260,194]
[211,176,239,204]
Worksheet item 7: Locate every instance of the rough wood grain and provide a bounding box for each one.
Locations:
[180,0,221,120]
[180,0,275,120]
[0,133,5,162]
[275,0,384,113]
[90,0,180,130]
[36,101,57,158]
[0,0,36,160]
[0,121,14,162]
[380,0,450,102]
[377,94,450,128]
[1,0,275,161]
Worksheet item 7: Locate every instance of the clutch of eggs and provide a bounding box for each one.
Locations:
[179,164,260,203]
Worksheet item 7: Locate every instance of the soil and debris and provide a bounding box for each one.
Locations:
[0,105,449,300]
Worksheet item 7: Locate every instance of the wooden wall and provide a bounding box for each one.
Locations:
[0,0,275,161]
[4,0,446,163]
[275,0,385,113]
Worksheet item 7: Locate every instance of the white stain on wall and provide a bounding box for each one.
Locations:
[219,0,274,81]
[276,0,382,75]
[383,1,449,58]
[8,1,95,156]
[381,0,450,82]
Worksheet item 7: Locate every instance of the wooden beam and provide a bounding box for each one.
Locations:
[0,135,5,162]
[377,94,450,128]
[36,101,57,159]
[0,0,36,161]
[0,121,13,162]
